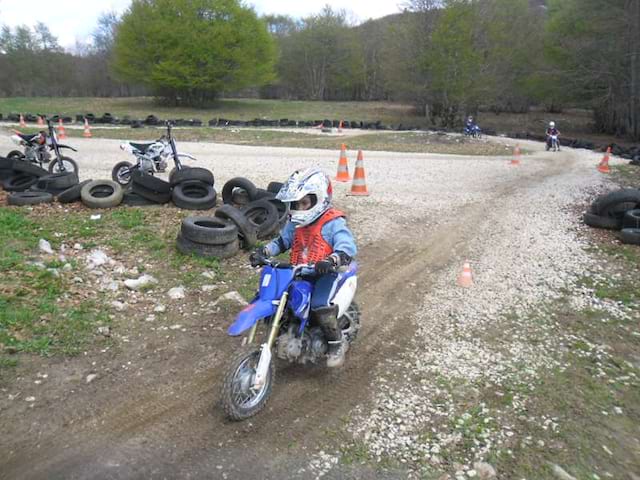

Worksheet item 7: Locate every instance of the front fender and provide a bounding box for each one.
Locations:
[57,144,77,152]
[227,299,276,336]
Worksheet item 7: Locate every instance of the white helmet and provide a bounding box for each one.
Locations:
[549,121,555,128]
[276,167,332,227]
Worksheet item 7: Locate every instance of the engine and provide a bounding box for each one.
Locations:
[276,326,327,364]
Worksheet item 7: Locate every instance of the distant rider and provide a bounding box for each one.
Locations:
[546,121,561,150]
[249,167,357,368]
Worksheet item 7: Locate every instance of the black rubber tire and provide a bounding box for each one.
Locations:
[622,209,640,229]
[11,161,48,177]
[171,181,217,210]
[48,156,79,175]
[130,182,172,204]
[81,180,124,208]
[112,161,134,186]
[0,168,14,181]
[170,167,214,187]
[583,212,622,230]
[176,233,240,259]
[221,346,275,421]
[35,172,79,190]
[181,216,239,245]
[6,151,24,161]
[619,228,640,245]
[0,157,14,170]
[222,177,257,205]
[3,174,39,191]
[266,181,284,194]
[267,198,289,226]
[593,189,640,219]
[254,188,276,200]
[8,191,53,206]
[131,169,171,194]
[122,190,157,206]
[214,204,258,249]
[57,180,92,204]
[241,199,279,239]
[169,166,189,183]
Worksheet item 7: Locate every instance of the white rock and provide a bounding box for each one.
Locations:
[202,271,216,280]
[38,239,53,254]
[552,464,577,480]
[96,326,111,337]
[169,324,182,330]
[25,396,36,402]
[62,263,73,272]
[154,304,167,313]
[86,374,98,383]
[201,285,218,292]
[211,291,248,307]
[111,301,127,311]
[86,249,110,269]
[473,462,496,479]
[124,274,157,291]
[168,286,186,300]
[73,243,83,250]
[90,214,101,220]
[146,314,156,322]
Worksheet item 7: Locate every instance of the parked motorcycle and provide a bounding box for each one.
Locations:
[8,117,79,174]
[112,122,196,186]
[220,258,361,421]
[546,134,560,152]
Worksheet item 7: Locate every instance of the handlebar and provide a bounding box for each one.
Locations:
[252,257,338,275]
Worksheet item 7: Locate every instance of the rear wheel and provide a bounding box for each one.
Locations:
[221,347,274,421]
[49,156,78,175]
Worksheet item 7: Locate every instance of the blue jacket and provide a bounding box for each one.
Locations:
[264,216,357,259]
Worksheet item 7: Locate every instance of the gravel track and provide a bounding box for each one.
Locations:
[0,133,628,479]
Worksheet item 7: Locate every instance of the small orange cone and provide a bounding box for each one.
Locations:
[83,118,92,138]
[37,115,44,127]
[597,147,611,173]
[57,119,67,140]
[510,145,521,165]
[457,261,474,288]
[348,150,369,196]
[19,114,26,128]
[335,144,351,182]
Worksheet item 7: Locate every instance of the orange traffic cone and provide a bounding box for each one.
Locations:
[597,147,611,174]
[57,119,67,140]
[510,145,521,165]
[457,261,474,288]
[335,144,351,182]
[19,114,26,128]
[83,118,92,138]
[37,115,44,127]
[348,150,369,196]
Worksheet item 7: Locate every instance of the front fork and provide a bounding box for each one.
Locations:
[252,291,288,389]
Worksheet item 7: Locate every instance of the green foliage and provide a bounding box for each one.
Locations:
[112,0,276,105]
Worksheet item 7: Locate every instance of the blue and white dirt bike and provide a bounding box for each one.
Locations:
[220,258,361,421]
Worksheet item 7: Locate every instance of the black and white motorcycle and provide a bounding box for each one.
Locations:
[9,117,79,174]
[111,122,196,186]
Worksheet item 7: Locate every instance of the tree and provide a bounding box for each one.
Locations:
[112,0,276,105]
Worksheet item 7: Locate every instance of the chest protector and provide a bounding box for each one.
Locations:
[290,208,345,265]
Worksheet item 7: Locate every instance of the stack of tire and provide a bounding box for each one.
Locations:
[1,158,48,195]
[169,167,216,210]
[177,216,241,259]
[130,169,172,206]
[584,188,640,244]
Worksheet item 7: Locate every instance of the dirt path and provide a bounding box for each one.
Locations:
[0,138,607,479]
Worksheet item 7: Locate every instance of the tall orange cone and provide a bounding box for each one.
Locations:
[19,114,26,128]
[335,143,351,182]
[510,144,521,165]
[83,118,92,138]
[348,150,369,196]
[37,115,44,127]
[57,118,67,140]
[457,261,474,288]
[597,147,611,173]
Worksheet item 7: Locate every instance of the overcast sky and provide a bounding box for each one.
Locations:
[0,0,404,49]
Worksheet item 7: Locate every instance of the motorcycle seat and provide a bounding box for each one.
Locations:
[129,142,155,153]
[18,133,41,143]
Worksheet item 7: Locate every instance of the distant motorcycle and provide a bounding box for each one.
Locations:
[111,122,196,186]
[546,134,560,152]
[8,117,79,174]
[464,124,482,139]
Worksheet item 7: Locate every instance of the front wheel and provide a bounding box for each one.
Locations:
[112,161,134,186]
[49,156,78,175]
[221,346,275,421]
[7,150,24,161]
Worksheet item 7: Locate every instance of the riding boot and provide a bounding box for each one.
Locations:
[312,305,345,368]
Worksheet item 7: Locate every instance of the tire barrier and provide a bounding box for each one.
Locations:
[584,189,640,232]
[8,191,53,206]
